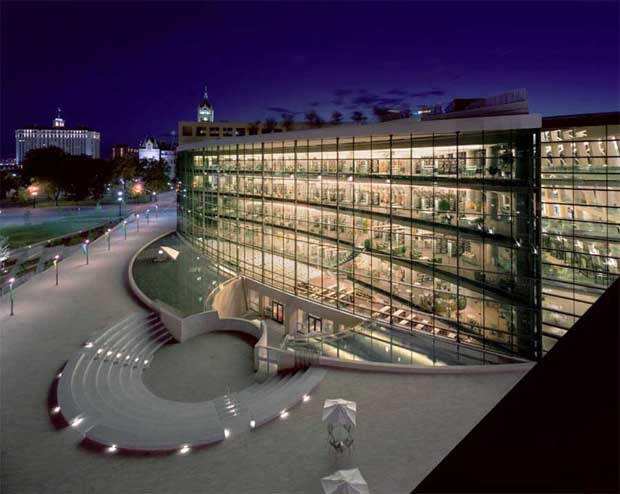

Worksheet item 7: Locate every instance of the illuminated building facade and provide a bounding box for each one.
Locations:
[177,114,543,361]
[540,113,620,351]
[15,110,100,163]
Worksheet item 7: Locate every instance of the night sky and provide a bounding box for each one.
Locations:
[2,1,619,159]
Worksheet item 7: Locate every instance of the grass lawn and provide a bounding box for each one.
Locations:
[0,213,117,248]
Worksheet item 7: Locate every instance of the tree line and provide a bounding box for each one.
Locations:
[251,105,413,134]
[0,146,171,204]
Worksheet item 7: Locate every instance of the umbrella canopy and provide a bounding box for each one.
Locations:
[322,399,356,427]
[321,468,369,494]
[161,246,180,261]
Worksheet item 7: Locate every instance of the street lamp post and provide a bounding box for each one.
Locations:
[53,255,60,285]
[152,191,157,203]
[83,239,90,265]
[123,220,127,240]
[154,204,159,220]
[117,191,123,217]
[8,277,15,316]
[106,228,111,250]
[32,191,38,208]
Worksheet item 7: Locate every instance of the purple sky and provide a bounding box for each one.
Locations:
[1,1,619,159]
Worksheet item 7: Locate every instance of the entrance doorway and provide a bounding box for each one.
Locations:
[272,300,284,324]
[308,314,322,333]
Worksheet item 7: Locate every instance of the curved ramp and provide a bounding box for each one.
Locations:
[56,312,326,452]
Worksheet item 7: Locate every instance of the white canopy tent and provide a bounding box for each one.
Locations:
[321,468,369,494]
[322,399,357,427]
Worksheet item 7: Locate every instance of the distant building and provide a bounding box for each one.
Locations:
[179,85,307,145]
[138,137,176,177]
[111,144,138,160]
[197,86,214,122]
[15,109,100,164]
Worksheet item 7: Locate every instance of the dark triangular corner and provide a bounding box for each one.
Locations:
[412,278,620,493]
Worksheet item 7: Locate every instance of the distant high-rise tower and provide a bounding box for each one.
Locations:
[197,86,214,122]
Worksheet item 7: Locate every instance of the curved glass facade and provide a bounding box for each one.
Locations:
[540,119,620,351]
[177,122,542,361]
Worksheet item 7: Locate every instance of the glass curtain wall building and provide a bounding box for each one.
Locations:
[177,115,543,361]
[540,113,620,352]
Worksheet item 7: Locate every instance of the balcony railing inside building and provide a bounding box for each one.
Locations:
[283,319,528,366]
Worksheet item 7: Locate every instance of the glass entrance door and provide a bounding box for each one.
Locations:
[272,301,284,324]
[308,314,322,333]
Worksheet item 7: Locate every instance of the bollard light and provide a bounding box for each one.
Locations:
[8,277,15,316]
[106,228,111,250]
[136,214,140,232]
[123,220,127,240]
[83,239,90,265]
[53,254,60,285]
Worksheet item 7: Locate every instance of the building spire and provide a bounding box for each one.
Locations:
[204,85,208,99]
[53,106,65,128]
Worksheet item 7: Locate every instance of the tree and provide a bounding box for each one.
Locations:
[89,159,115,199]
[263,117,277,133]
[20,146,66,204]
[372,106,404,122]
[351,111,367,125]
[140,159,170,192]
[330,111,343,125]
[0,170,21,200]
[304,110,324,129]
[281,113,295,131]
[112,154,139,189]
[248,121,261,136]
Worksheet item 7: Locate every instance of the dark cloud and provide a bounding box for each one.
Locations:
[351,94,382,106]
[378,97,406,107]
[409,89,446,98]
[309,101,320,107]
[386,89,408,96]
[267,106,297,115]
[333,88,354,97]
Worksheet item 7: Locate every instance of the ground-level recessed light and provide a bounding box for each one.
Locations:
[85,342,93,348]
[280,410,289,419]
[116,353,122,358]
[224,429,230,438]
[97,349,103,354]
[302,395,310,402]
[51,406,61,414]
[144,360,149,365]
[107,444,118,453]
[250,420,256,428]
[179,444,190,454]
[71,417,83,427]
[57,372,62,378]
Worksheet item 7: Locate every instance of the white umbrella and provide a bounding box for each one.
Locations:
[321,468,369,494]
[160,246,180,261]
[322,399,356,427]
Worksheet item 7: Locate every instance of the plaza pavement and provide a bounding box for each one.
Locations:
[0,203,530,494]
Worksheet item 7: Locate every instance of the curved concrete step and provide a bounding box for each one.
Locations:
[57,311,327,451]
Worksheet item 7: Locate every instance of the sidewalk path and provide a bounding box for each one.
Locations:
[0,205,529,494]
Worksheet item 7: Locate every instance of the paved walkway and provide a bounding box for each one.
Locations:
[0,203,529,493]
